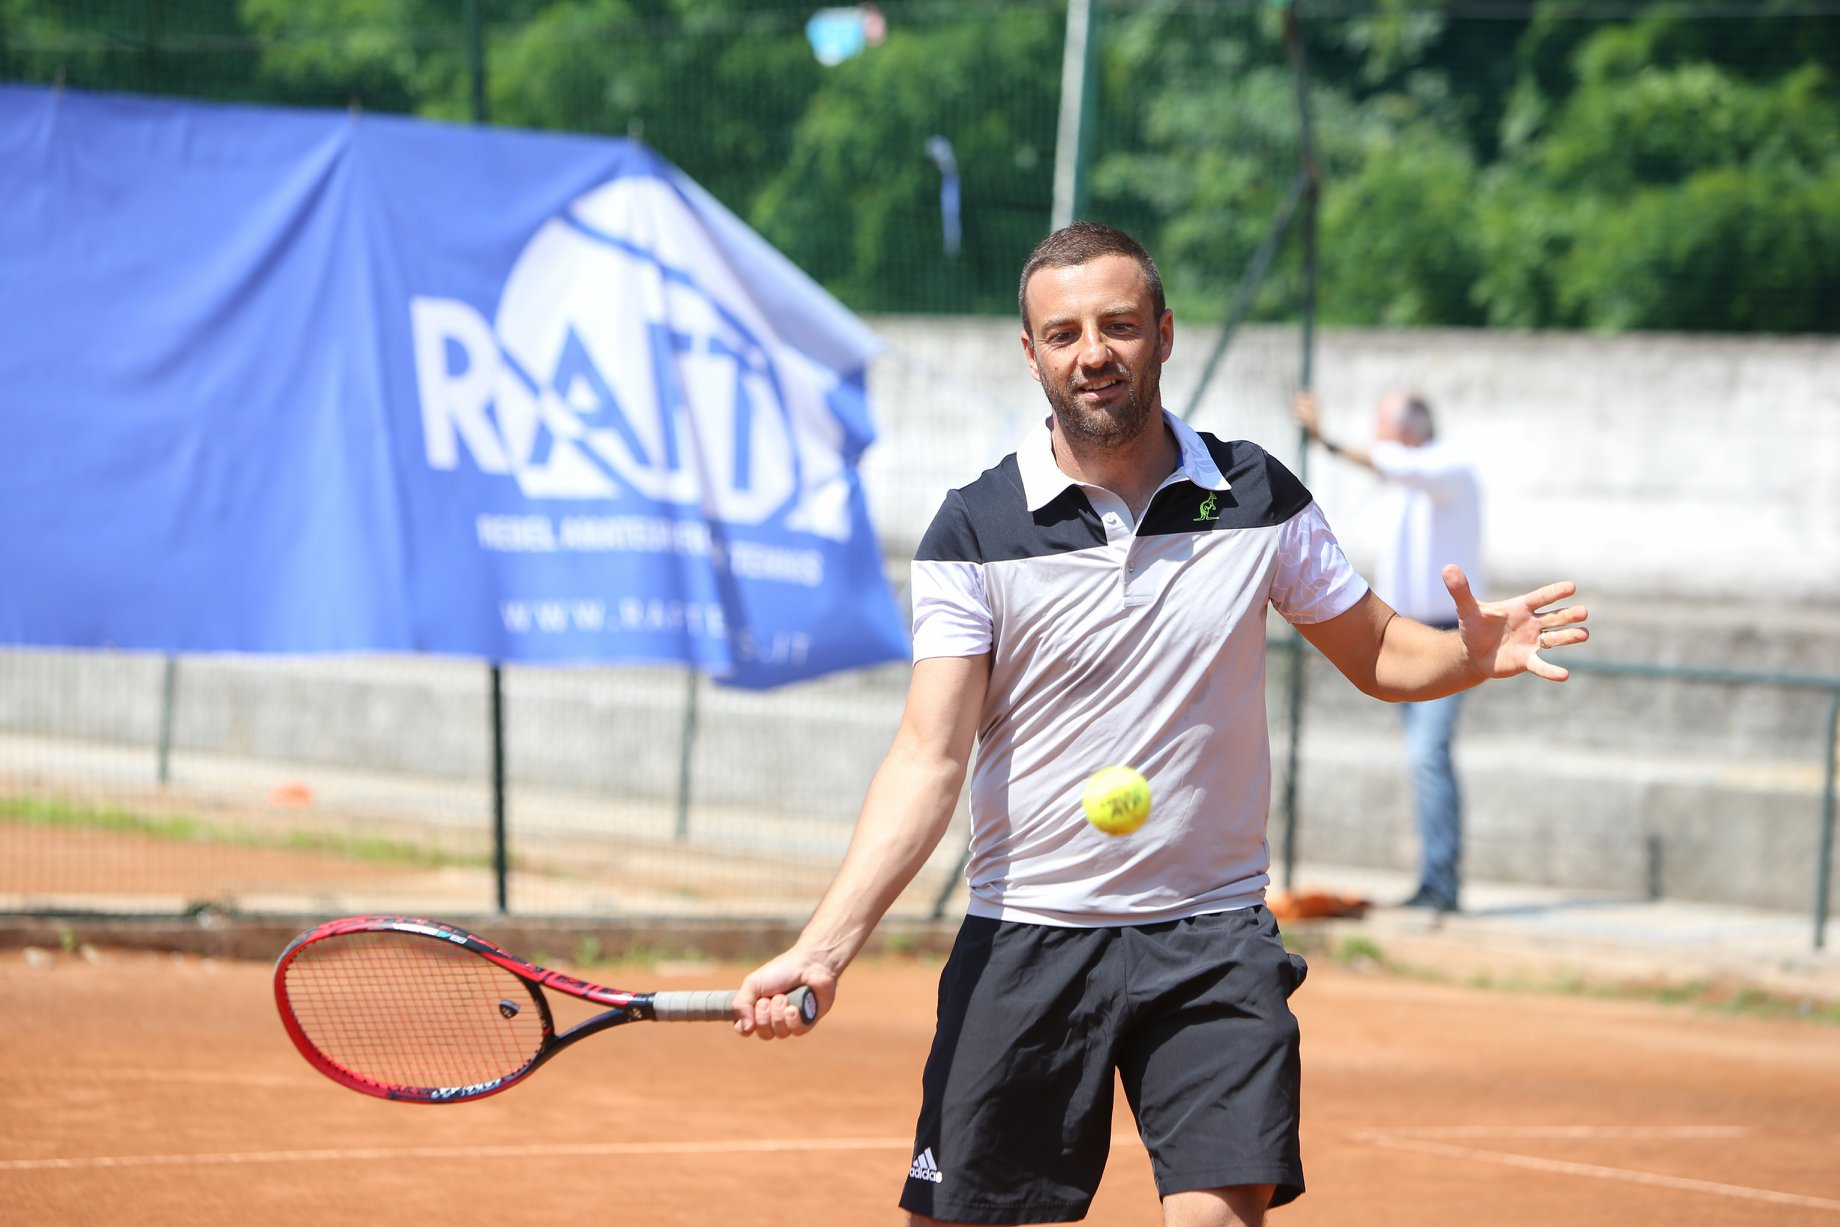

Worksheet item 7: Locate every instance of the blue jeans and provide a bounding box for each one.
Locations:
[1400,693,1464,906]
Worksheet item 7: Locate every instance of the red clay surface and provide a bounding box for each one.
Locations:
[4,946,1839,1226]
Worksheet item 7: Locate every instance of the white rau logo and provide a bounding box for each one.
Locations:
[410,176,856,539]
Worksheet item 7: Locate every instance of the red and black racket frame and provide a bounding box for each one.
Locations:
[274,914,668,1104]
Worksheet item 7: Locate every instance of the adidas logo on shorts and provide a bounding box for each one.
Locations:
[907,1147,943,1183]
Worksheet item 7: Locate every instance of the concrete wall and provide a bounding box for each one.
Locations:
[860,320,1840,606]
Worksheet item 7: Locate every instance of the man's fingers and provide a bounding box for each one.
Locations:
[739,992,785,1040]
[1526,653,1571,682]
[1523,579,1578,610]
[1440,563,1475,607]
[733,975,826,1040]
[750,994,779,1040]
[733,978,788,1038]
[1538,605,1590,631]
[1529,623,1589,682]
[754,991,817,1040]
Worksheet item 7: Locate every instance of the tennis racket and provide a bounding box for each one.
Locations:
[274,914,816,1104]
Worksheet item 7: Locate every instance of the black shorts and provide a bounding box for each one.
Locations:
[898,907,1308,1224]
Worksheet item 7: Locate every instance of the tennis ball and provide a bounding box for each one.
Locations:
[1082,765,1151,836]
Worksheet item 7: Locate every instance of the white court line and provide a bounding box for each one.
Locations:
[1,1135,1144,1174]
[1358,1132,1840,1214]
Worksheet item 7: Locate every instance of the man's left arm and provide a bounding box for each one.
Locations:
[1296,564,1589,702]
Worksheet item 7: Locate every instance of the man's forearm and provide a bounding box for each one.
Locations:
[795,748,966,975]
[1368,614,1487,702]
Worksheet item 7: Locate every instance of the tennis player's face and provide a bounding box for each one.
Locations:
[1022,254,1173,450]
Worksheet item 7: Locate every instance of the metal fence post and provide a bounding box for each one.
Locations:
[464,0,486,126]
[1815,688,1839,950]
[156,655,178,785]
[1050,0,1099,231]
[675,670,700,842]
[1278,0,1319,893]
[490,663,508,914]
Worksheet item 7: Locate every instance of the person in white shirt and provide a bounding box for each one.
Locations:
[1293,388,1482,913]
[734,224,1585,1227]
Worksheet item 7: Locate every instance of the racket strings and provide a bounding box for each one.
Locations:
[284,932,547,1092]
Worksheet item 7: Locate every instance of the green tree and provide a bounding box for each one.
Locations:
[751,4,1062,314]
[235,0,827,227]
[1087,3,1305,322]
[1,0,264,100]
[1317,121,1485,327]
[1090,1,1485,326]
[486,0,819,217]
[1479,16,1840,331]
[238,0,487,116]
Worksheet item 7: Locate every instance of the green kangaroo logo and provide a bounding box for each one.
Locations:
[1195,492,1219,522]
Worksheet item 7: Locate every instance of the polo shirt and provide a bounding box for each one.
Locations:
[912,410,1368,926]
[1368,440,1483,626]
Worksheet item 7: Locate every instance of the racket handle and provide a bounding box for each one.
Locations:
[651,986,818,1025]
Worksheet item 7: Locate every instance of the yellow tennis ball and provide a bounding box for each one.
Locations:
[1082,765,1151,836]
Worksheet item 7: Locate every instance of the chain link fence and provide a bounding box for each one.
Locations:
[3,1,1837,929]
[4,633,1836,941]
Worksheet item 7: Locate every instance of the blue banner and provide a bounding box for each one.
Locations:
[0,86,909,688]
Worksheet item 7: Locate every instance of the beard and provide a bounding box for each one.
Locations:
[1044,354,1163,450]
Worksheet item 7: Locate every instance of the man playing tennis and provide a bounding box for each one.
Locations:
[736,222,1588,1226]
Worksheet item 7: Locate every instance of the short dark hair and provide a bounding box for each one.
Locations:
[1400,394,1437,443]
[1018,221,1165,332]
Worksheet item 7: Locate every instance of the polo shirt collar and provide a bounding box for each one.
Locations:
[1018,407,1232,512]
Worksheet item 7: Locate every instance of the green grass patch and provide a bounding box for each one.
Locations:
[1381,947,1835,1025]
[0,793,488,871]
[2,794,211,841]
[1473,968,1840,1023]
[1334,934,1387,968]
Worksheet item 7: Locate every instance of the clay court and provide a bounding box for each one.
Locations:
[4,941,1838,1227]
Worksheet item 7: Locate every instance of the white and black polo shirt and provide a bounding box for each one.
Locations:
[913,411,1367,927]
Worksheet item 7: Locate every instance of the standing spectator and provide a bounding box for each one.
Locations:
[1293,388,1483,913]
